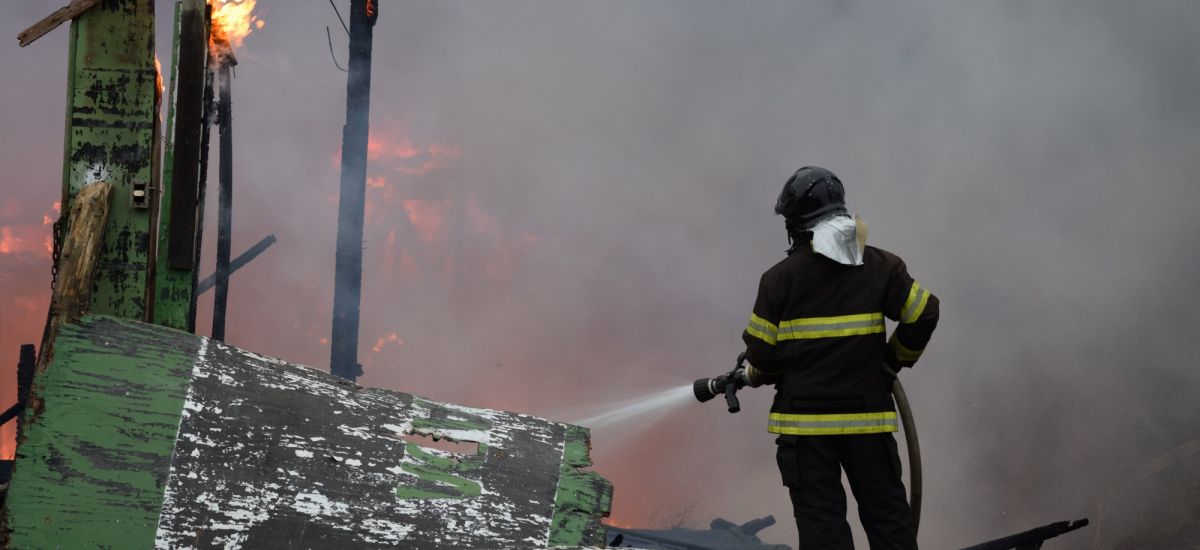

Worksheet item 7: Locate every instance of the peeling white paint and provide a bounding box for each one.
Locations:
[153,334,599,549]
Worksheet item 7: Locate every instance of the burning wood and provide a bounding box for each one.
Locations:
[208,0,262,63]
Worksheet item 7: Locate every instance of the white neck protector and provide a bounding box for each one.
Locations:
[810,214,868,266]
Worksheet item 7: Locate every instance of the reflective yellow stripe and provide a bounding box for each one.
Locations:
[889,335,923,362]
[747,313,778,345]
[780,312,881,327]
[777,312,884,340]
[901,282,930,324]
[767,411,898,435]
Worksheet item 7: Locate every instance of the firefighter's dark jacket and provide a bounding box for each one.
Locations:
[743,243,938,436]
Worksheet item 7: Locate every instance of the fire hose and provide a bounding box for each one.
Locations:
[694,354,923,532]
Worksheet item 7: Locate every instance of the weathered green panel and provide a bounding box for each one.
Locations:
[4,317,612,548]
[548,424,614,547]
[152,1,196,331]
[62,0,158,320]
[3,317,197,548]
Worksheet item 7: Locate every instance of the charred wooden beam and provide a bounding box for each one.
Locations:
[211,63,234,342]
[188,67,216,332]
[0,345,37,430]
[166,0,211,271]
[14,344,35,442]
[195,233,276,295]
[330,0,379,382]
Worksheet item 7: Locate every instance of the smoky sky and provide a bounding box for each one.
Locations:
[3,1,1200,547]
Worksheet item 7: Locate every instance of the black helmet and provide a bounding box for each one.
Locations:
[774,166,847,229]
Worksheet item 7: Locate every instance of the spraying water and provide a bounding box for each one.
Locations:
[571,384,695,431]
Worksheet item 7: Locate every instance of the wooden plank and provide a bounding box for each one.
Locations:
[15,0,102,47]
[35,182,113,376]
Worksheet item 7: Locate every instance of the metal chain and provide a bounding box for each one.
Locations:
[51,215,64,291]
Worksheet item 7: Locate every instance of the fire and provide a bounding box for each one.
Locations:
[401,199,452,243]
[2,203,64,258]
[154,55,165,96]
[371,332,404,353]
[0,227,14,254]
[0,226,50,257]
[209,0,264,55]
[366,128,462,177]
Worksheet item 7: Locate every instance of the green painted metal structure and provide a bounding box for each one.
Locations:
[60,0,160,321]
[152,0,201,331]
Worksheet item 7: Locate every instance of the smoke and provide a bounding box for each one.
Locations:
[3,0,1200,547]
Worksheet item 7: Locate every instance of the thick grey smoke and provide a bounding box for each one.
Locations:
[3,1,1200,547]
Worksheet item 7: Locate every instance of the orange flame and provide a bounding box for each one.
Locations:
[0,226,51,257]
[0,227,15,254]
[402,199,453,243]
[209,0,264,55]
[371,332,404,353]
[154,55,165,96]
[366,128,462,177]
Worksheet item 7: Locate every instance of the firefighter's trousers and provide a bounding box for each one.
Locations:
[775,433,917,550]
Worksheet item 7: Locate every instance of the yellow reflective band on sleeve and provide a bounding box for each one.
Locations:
[777,312,885,340]
[767,411,898,435]
[746,313,779,345]
[889,335,924,362]
[900,282,931,324]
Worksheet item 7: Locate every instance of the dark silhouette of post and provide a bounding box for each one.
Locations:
[330,0,377,381]
[212,61,234,342]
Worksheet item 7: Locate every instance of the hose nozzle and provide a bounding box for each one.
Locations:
[693,377,720,403]
[693,352,748,413]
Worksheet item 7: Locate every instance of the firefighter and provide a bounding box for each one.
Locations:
[740,166,939,550]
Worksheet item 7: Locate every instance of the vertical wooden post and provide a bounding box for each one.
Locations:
[330,0,379,382]
[212,64,233,342]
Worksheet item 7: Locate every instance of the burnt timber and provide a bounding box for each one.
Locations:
[2,316,612,548]
[606,516,792,550]
[330,0,379,383]
[211,61,235,342]
[195,233,277,294]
